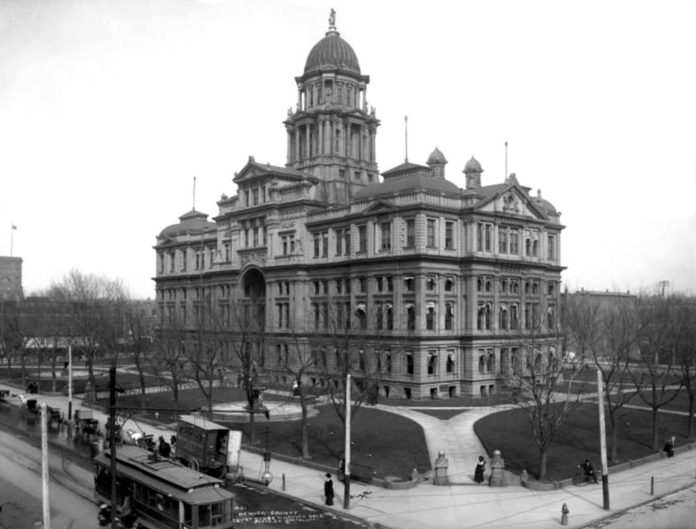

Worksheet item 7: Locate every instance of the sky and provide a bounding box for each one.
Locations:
[1,0,695,299]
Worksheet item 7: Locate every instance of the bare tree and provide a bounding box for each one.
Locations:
[0,300,26,381]
[631,295,684,450]
[564,293,639,461]
[124,300,155,403]
[48,270,129,401]
[672,298,696,437]
[228,299,265,445]
[278,332,316,459]
[507,319,584,480]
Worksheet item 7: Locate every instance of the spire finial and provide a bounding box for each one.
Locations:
[328,8,336,31]
[505,141,508,181]
[404,115,409,163]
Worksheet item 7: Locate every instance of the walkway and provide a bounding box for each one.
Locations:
[1,380,695,529]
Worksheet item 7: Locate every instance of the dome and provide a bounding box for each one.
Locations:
[304,30,361,76]
[426,147,447,166]
[533,189,558,216]
[159,209,215,238]
[464,156,483,173]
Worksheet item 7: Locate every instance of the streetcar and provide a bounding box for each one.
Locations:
[94,444,236,529]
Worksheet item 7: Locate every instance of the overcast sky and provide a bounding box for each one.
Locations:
[1,0,695,299]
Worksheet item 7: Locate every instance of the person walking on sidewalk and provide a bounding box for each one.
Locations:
[474,455,486,484]
[324,473,335,506]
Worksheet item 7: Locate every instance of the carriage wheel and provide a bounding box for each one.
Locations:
[188,457,199,472]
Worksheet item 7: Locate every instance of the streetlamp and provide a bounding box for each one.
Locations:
[261,427,273,485]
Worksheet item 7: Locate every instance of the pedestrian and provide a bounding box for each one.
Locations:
[578,458,598,483]
[338,458,345,482]
[663,436,675,457]
[324,473,334,506]
[474,455,486,484]
[158,436,171,458]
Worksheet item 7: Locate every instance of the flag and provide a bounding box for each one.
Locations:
[11,224,17,230]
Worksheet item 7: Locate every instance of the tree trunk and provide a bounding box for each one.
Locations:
[300,394,309,459]
[651,408,659,450]
[538,448,548,480]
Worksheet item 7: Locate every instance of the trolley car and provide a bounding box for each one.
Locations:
[94,445,236,529]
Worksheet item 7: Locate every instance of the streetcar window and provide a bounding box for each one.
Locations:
[199,504,211,526]
[211,501,224,526]
[184,503,193,525]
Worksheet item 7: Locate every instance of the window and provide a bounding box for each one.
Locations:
[336,227,351,256]
[404,276,415,292]
[548,282,556,296]
[281,234,295,256]
[510,228,520,254]
[499,305,508,330]
[406,303,415,330]
[223,242,231,262]
[477,303,491,331]
[358,225,367,253]
[445,303,454,330]
[445,221,454,249]
[358,277,366,293]
[426,277,436,291]
[427,351,437,375]
[426,302,436,330]
[277,303,289,328]
[444,277,454,292]
[405,351,414,375]
[355,303,366,330]
[510,304,519,330]
[375,303,383,330]
[446,351,455,373]
[499,227,508,253]
[380,221,391,251]
[313,231,328,258]
[405,218,415,248]
[547,305,556,329]
[547,234,556,260]
[385,303,393,330]
[426,218,437,247]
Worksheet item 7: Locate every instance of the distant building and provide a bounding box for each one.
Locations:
[0,256,23,302]
[154,15,565,399]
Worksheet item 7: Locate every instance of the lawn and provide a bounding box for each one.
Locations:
[100,387,432,480]
[475,402,694,481]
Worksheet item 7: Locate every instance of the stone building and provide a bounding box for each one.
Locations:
[154,16,564,399]
[0,256,23,302]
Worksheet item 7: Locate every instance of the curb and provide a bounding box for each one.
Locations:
[574,480,696,529]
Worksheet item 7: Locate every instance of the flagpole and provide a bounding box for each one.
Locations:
[10,225,15,257]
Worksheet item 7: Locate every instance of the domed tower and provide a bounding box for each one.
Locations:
[464,156,483,189]
[284,10,380,204]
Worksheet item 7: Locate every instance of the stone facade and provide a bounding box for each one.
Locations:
[0,256,23,302]
[154,17,564,399]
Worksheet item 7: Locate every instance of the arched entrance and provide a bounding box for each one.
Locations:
[241,268,266,330]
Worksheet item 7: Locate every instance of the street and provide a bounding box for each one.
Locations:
[585,485,696,529]
[0,429,95,529]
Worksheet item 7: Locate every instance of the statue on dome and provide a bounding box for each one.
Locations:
[329,8,336,29]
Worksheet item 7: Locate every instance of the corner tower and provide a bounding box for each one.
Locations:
[284,10,380,204]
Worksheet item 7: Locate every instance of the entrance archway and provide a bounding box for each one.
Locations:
[241,268,266,330]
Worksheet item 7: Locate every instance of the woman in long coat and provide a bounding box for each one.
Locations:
[324,473,335,505]
[474,455,486,484]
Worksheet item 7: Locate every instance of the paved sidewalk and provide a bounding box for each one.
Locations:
[2,380,695,529]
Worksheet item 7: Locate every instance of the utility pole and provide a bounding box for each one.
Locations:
[343,373,351,509]
[40,403,51,529]
[109,367,118,529]
[597,368,610,509]
[67,345,73,421]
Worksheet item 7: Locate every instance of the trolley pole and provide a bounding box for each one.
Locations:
[109,367,118,529]
[597,368,610,510]
[41,403,51,529]
[343,373,351,509]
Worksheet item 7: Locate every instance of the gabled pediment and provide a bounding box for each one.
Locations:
[476,185,547,219]
[233,156,308,184]
[361,199,398,214]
